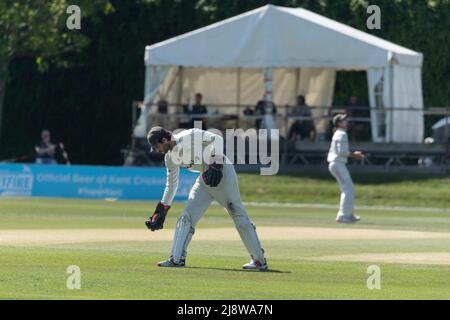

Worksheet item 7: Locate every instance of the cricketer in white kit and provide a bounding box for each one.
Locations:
[327,114,365,224]
[145,126,268,271]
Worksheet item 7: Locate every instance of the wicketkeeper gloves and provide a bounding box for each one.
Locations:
[145,201,171,231]
[202,162,223,187]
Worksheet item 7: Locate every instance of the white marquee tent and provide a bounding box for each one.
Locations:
[136,4,424,143]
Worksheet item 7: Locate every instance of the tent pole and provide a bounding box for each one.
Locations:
[283,107,289,165]
[177,66,184,111]
[143,66,155,136]
[237,68,241,119]
[162,67,180,100]
[263,67,276,131]
[389,61,394,143]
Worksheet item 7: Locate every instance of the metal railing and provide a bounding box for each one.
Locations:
[127,101,450,170]
[132,101,450,145]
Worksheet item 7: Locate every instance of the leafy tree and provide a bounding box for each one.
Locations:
[0,0,112,141]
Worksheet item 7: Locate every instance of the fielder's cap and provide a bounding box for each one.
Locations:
[332,114,347,126]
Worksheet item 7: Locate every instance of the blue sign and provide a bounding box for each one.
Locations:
[0,164,197,201]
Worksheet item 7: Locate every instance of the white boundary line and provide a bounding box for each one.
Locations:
[242,201,450,213]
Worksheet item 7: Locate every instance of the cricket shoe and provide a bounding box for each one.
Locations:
[242,259,268,271]
[336,215,361,224]
[157,258,186,268]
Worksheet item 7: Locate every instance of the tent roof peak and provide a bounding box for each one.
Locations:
[145,5,422,68]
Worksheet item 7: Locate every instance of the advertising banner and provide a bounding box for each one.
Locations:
[0,164,197,201]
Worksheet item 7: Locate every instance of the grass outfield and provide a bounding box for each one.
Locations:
[1,192,450,299]
[238,172,450,208]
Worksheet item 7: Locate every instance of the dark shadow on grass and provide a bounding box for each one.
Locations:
[186,266,290,274]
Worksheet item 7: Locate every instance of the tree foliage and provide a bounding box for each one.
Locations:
[0,0,112,151]
[0,0,113,65]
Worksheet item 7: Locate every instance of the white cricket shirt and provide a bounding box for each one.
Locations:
[327,128,350,164]
[161,128,224,205]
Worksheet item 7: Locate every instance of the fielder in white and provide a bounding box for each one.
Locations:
[145,126,268,271]
[327,114,365,224]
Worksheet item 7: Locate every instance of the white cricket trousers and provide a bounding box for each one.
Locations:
[170,163,265,264]
[328,161,355,218]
